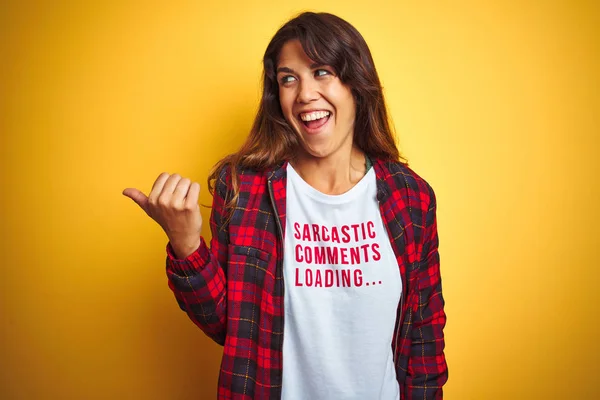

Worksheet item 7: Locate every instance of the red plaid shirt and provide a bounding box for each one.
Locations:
[166,158,447,399]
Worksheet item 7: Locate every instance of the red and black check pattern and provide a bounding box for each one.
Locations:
[166,158,447,399]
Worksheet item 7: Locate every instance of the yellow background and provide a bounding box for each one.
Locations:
[1,1,598,399]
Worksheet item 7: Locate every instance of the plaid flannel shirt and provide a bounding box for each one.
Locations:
[165,158,447,399]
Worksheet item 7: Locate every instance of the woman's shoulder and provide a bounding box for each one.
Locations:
[212,161,275,195]
[374,158,436,200]
[216,162,275,180]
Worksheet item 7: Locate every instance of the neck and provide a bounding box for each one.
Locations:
[290,146,367,195]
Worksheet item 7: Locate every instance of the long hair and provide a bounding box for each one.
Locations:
[208,11,407,208]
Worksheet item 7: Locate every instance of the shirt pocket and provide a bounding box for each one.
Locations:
[226,245,275,337]
[227,244,272,288]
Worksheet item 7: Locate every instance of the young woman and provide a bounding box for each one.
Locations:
[123,12,447,400]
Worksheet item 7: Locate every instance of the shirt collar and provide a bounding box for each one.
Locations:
[266,157,392,203]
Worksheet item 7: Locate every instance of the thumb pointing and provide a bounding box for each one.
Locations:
[122,188,148,212]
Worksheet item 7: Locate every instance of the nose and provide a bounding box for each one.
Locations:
[296,77,319,104]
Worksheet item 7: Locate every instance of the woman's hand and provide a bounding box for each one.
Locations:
[122,173,203,259]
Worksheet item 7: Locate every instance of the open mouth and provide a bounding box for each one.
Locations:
[298,111,331,133]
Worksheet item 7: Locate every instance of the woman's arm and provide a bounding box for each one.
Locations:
[165,167,230,345]
[406,183,448,399]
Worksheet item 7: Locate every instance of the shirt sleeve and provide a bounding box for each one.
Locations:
[405,182,448,399]
[164,166,231,345]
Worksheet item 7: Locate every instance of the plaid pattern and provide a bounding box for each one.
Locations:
[166,158,447,399]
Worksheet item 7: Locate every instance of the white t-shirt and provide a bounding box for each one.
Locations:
[281,163,402,400]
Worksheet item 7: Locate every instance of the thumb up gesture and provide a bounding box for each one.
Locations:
[123,173,203,259]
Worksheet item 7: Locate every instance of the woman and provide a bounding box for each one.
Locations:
[123,11,447,400]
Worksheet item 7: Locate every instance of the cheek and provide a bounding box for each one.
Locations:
[278,90,294,113]
[326,86,355,117]
[337,96,356,122]
[346,94,357,120]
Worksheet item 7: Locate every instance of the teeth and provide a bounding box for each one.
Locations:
[300,111,330,121]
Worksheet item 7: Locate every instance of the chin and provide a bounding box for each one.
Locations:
[300,144,335,159]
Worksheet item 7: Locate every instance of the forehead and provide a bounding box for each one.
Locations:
[277,39,315,68]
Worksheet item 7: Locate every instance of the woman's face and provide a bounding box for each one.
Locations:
[276,39,356,160]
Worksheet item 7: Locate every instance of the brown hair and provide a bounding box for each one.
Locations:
[208,11,407,207]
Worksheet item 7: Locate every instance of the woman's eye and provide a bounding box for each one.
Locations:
[281,75,296,84]
[315,69,330,77]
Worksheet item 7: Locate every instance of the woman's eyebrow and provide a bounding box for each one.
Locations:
[276,66,295,74]
[276,63,325,74]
